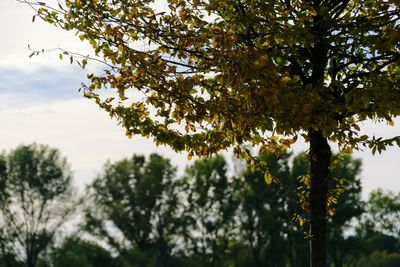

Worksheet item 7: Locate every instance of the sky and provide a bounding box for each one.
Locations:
[1,0,399,198]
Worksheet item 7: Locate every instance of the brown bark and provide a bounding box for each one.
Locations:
[309,130,331,267]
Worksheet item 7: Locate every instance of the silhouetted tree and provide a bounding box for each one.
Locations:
[85,154,181,267]
[0,144,76,267]
[179,156,240,267]
[49,237,118,267]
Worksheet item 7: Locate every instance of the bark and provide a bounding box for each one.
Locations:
[309,130,331,267]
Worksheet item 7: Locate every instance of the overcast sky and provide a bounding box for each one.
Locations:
[1,0,399,198]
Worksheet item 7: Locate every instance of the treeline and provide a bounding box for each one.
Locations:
[0,144,399,267]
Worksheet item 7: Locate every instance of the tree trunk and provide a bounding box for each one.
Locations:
[309,130,331,267]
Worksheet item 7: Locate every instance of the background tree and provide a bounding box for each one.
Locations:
[235,151,364,267]
[237,151,294,267]
[357,251,400,267]
[0,143,395,266]
[24,1,400,265]
[351,189,400,266]
[84,154,181,267]
[0,229,23,267]
[45,236,118,267]
[178,156,240,267]
[0,144,75,267]
[326,155,364,267]
[363,189,400,236]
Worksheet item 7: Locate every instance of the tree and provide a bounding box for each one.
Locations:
[357,251,400,267]
[353,189,400,264]
[325,154,364,267]
[364,189,400,236]
[236,151,364,267]
[179,156,240,267]
[84,154,181,267]
[0,144,76,267]
[25,1,400,266]
[237,151,294,267]
[47,236,118,267]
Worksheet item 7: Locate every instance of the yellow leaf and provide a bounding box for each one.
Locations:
[116,76,124,82]
[309,8,318,16]
[262,40,270,47]
[328,209,334,216]
[264,172,273,184]
[211,26,222,34]
[281,76,290,85]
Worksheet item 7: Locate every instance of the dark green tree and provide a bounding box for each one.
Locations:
[84,154,181,267]
[353,189,400,266]
[179,156,240,267]
[326,155,364,267]
[364,189,400,236]
[78,150,365,267]
[357,251,400,267]
[236,152,364,267]
[237,151,294,267]
[48,237,118,267]
[0,144,75,267]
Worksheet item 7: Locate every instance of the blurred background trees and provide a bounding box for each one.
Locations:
[0,144,399,266]
[83,154,181,267]
[0,144,76,267]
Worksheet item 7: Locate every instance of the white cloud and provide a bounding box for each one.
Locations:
[0,0,93,70]
[0,97,188,189]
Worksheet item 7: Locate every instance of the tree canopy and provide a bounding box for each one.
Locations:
[84,154,180,267]
[0,144,75,267]
[26,0,400,157]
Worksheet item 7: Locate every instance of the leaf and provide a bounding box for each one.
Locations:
[309,8,318,16]
[105,97,114,103]
[281,76,290,85]
[328,209,334,216]
[264,172,273,184]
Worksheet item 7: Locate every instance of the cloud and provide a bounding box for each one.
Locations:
[0,97,188,189]
[0,0,94,70]
[0,67,87,109]
[0,65,189,190]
